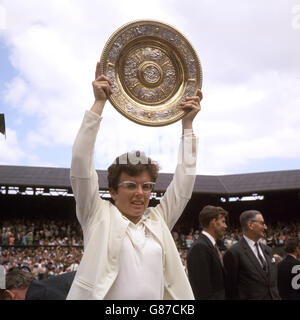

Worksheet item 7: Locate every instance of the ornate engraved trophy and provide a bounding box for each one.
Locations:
[100,20,202,126]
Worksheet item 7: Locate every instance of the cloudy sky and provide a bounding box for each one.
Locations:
[0,0,300,175]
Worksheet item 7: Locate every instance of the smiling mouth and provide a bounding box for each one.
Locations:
[131,201,144,206]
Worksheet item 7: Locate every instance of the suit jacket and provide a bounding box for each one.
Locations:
[26,272,76,300]
[277,255,300,300]
[187,233,225,300]
[223,237,280,300]
[67,111,198,300]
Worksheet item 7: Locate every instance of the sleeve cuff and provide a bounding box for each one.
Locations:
[86,109,103,121]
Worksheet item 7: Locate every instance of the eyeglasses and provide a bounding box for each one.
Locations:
[251,220,266,226]
[117,181,155,193]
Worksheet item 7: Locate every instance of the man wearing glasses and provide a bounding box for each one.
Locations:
[223,210,280,300]
[67,62,202,300]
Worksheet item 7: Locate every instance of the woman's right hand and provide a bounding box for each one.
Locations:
[92,61,113,102]
[90,62,113,116]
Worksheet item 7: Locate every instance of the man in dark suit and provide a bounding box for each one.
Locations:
[187,205,228,299]
[0,270,76,300]
[223,210,280,300]
[277,238,300,300]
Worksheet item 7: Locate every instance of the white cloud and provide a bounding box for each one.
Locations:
[195,68,300,174]
[26,130,50,149]
[0,128,25,164]
[203,127,300,175]
[0,4,6,30]
[4,77,28,107]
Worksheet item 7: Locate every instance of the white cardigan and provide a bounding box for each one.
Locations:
[66,110,198,300]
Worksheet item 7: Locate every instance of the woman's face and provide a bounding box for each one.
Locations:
[110,170,153,224]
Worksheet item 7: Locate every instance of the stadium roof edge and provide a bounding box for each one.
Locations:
[0,165,300,195]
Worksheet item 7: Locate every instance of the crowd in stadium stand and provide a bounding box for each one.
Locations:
[1,217,300,278]
[0,218,83,278]
[0,218,83,247]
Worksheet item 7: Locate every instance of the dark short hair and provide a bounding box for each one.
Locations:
[0,270,36,300]
[199,205,228,228]
[239,210,261,231]
[285,238,300,254]
[107,150,160,192]
[5,270,36,290]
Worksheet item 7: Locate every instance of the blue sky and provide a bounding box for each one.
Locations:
[1,0,300,175]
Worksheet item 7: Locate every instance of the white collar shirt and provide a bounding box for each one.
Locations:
[243,235,266,266]
[202,231,216,247]
[105,215,164,300]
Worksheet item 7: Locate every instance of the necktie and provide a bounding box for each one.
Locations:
[215,244,223,266]
[254,242,267,272]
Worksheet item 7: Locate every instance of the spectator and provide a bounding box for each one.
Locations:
[68,259,79,272]
[193,230,200,241]
[0,270,76,300]
[21,233,27,246]
[224,235,233,249]
[277,233,286,247]
[178,234,187,249]
[223,210,281,300]
[185,235,193,248]
[187,205,228,300]
[26,232,33,246]
[9,233,15,246]
[277,238,300,300]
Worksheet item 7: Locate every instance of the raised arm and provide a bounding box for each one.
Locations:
[154,89,203,229]
[70,62,112,228]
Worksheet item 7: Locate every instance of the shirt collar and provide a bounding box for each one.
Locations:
[243,234,256,247]
[121,214,146,229]
[202,231,216,246]
[288,253,298,260]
